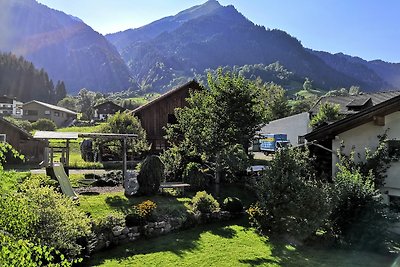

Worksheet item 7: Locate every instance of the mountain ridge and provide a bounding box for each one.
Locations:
[0,0,133,93]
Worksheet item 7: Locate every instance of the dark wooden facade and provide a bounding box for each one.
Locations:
[93,101,126,121]
[132,80,202,151]
[0,117,47,163]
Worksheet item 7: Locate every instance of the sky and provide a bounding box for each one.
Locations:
[36,0,400,63]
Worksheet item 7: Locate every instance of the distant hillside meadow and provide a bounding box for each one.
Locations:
[1,0,400,95]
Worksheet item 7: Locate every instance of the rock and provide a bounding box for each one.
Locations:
[158,221,166,228]
[129,226,139,233]
[112,226,124,236]
[165,223,172,233]
[124,173,139,197]
[122,227,129,235]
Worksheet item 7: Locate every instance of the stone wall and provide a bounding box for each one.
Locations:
[93,211,242,252]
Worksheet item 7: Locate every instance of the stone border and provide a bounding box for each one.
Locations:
[93,211,243,252]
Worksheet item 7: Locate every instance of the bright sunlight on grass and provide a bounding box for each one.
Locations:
[79,191,191,220]
[88,220,395,267]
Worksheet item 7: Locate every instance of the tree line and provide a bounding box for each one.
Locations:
[0,52,66,103]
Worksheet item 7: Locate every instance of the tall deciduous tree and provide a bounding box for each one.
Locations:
[258,81,291,121]
[165,69,265,182]
[310,102,343,128]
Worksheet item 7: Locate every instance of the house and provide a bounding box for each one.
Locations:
[0,96,23,118]
[93,101,126,121]
[131,80,202,151]
[305,93,400,204]
[309,91,400,117]
[23,100,77,127]
[0,117,47,163]
[259,112,311,146]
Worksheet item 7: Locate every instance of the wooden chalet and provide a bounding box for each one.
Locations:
[93,101,126,121]
[0,117,47,163]
[131,80,202,151]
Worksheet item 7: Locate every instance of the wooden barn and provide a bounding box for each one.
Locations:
[132,80,202,151]
[0,117,47,163]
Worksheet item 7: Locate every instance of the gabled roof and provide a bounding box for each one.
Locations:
[131,80,202,114]
[23,100,77,115]
[0,117,33,139]
[309,91,400,115]
[305,93,400,142]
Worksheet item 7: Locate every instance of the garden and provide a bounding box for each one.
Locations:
[1,71,400,266]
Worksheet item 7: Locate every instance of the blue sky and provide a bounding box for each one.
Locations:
[36,0,400,63]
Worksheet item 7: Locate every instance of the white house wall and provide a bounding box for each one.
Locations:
[332,111,400,198]
[260,112,311,146]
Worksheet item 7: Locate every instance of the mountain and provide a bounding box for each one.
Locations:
[0,52,65,103]
[0,0,132,94]
[106,0,377,93]
[309,50,400,90]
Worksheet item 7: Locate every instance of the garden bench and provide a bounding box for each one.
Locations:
[159,182,191,195]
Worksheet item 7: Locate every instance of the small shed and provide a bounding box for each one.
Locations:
[0,117,47,163]
[131,80,202,151]
[93,101,126,121]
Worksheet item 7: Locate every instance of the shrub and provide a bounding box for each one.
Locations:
[93,214,125,234]
[160,146,183,182]
[251,148,332,240]
[137,155,164,195]
[329,163,399,251]
[134,200,157,220]
[32,118,57,131]
[191,191,220,213]
[19,177,91,258]
[126,200,157,226]
[0,232,73,267]
[222,197,243,213]
[183,162,209,191]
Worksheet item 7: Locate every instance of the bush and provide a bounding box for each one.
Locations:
[0,232,73,267]
[191,191,220,213]
[183,162,209,191]
[160,146,184,182]
[3,116,33,132]
[32,118,57,131]
[126,200,157,226]
[93,214,125,234]
[10,176,91,258]
[134,200,157,220]
[222,197,243,213]
[329,163,398,251]
[137,155,164,195]
[250,148,332,240]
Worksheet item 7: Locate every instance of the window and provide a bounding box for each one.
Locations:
[25,110,38,116]
[388,140,400,157]
[54,111,60,117]
[44,110,51,115]
[298,136,305,144]
[0,134,6,142]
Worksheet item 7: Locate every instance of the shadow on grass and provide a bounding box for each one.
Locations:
[238,257,280,266]
[88,219,244,266]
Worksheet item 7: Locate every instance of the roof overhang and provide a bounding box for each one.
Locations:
[305,94,400,142]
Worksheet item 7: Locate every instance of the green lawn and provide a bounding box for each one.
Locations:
[57,123,106,133]
[79,191,191,220]
[88,220,396,267]
[78,184,256,220]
